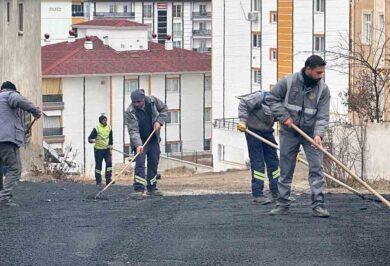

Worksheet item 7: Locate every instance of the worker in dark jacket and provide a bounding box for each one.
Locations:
[266,55,331,218]
[0,81,41,207]
[88,115,113,186]
[237,91,280,204]
[125,89,168,197]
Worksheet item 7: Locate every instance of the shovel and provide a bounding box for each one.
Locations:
[87,129,157,201]
[290,124,390,208]
[245,129,365,199]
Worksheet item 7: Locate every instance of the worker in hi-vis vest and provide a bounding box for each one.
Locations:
[88,114,113,186]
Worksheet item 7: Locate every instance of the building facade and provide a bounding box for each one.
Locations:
[0,0,43,169]
[212,0,350,171]
[41,0,212,53]
[41,20,211,177]
[350,0,389,121]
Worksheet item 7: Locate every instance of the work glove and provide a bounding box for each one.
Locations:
[237,121,247,132]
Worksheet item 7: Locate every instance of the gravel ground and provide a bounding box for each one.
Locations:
[0,181,389,265]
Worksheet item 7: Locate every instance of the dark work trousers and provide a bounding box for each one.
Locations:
[0,142,21,202]
[94,148,112,185]
[245,128,280,197]
[133,140,160,192]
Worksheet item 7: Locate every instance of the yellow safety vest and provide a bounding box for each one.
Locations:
[95,123,111,150]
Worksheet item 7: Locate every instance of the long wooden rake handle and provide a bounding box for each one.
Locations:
[245,129,364,198]
[95,128,157,199]
[290,124,390,208]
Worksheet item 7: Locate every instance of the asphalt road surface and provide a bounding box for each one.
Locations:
[0,181,389,265]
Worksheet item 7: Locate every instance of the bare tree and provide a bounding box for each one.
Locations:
[327,26,390,123]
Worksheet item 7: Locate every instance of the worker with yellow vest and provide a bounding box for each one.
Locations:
[88,114,113,186]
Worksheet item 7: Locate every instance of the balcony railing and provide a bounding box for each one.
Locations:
[42,94,64,110]
[72,11,84,17]
[43,127,64,137]
[193,29,211,37]
[213,118,240,131]
[192,11,211,19]
[94,12,135,19]
[193,47,212,53]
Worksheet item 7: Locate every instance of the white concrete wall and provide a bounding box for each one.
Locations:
[183,2,193,49]
[41,0,72,44]
[77,28,148,51]
[212,129,249,172]
[364,123,390,181]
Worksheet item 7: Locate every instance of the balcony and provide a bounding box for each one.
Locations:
[213,118,240,131]
[192,11,211,19]
[93,12,135,19]
[43,127,65,144]
[42,94,64,111]
[192,29,211,37]
[193,47,212,53]
[72,11,84,17]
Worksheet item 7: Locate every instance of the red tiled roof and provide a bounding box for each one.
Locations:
[73,19,147,28]
[42,37,211,76]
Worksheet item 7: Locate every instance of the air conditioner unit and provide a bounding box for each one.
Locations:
[248,12,259,21]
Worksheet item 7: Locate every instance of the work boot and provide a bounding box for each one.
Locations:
[312,205,330,218]
[147,189,163,197]
[270,193,279,203]
[253,195,271,205]
[270,205,289,216]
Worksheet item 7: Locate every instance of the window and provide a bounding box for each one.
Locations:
[204,108,212,122]
[143,4,152,18]
[173,40,182,48]
[270,11,277,23]
[109,4,117,13]
[199,4,207,14]
[167,78,179,93]
[125,79,139,94]
[270,48,277,61]
[204,139,211,151]
[199,22,206,30]
[72,3,84,17]
[7,2,10,22]
[123,5,128,13]
[253,33,261,48]
[167,110,180,124]
[173,22,182,38]
[314,0,325,13]
[205,76,211,91]
[165,142,181,153]
[253,69,261,84]
[253,0,260,11]
[314,35,325,52]
[173,4,182,18]
[362,12,372,44]
[18,3,23,33]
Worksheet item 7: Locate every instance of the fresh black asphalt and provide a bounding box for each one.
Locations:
[0,181,389,265]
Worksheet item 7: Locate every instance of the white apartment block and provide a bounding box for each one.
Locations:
[212,0,350,171]
[41,0,212,52]
[41,21,211,177]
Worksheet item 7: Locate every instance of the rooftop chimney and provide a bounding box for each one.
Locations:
[68,30,76,43]
[44,33,50,45]
[103,36,109,46]
[152,33,158,43]
[84,36,93,50]
[165,35,173,50]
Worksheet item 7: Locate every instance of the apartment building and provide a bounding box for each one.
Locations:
[0,0,43,168]
[41,20,211,176]
[41,0,212,52]
[350,0,389,121]
[212,0,350,171]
